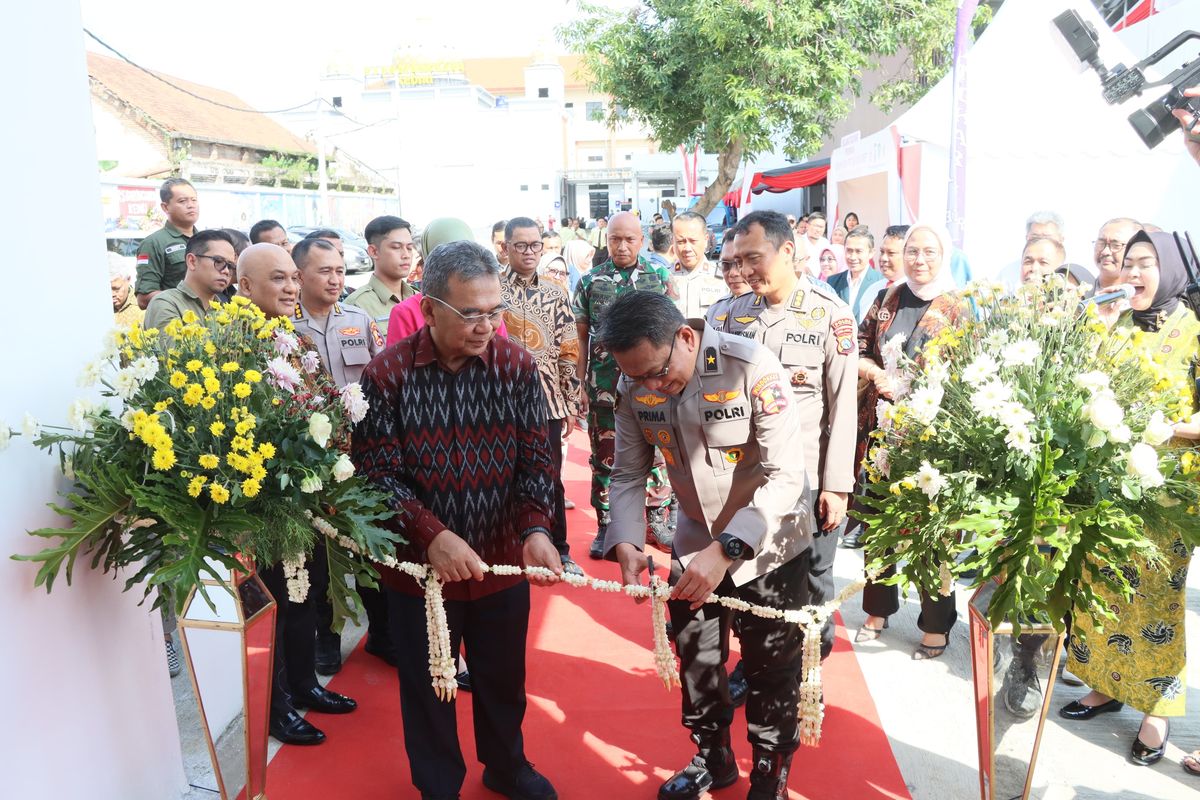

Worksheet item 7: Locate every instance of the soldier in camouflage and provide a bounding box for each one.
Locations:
[572,211,677,559]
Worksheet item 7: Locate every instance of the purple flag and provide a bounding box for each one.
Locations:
[946,0,979,249]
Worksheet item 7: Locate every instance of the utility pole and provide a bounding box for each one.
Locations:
[316,99,329,225]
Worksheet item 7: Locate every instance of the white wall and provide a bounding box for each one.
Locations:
[2,4,186,798]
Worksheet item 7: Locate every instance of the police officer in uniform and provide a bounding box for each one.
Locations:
[722,210,858,662]
[290,237,389,675]
[671,211,728,319]
[599,290,815,800]
[135,177,199,309]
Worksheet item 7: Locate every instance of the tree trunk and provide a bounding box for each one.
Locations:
[691,136,743,218]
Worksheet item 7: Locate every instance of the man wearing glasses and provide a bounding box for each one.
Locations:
[502,217,584,576]
[143,229,236,331]
[353,240,562,800]
[1093,217,1144,289]
[598,290,814,800]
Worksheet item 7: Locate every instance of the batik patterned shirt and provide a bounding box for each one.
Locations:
[501,269,582,420]
[351,327,555,600]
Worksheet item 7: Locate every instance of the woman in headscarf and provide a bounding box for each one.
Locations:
[561,239,593,295]
[537,250,572,292]
[854,222,967,659]
[1059,231,1200,769]
[817,244,847,280]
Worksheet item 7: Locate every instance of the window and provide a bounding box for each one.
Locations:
[624,154,632,161]
[540,184,549,191]
[537,88,549,98]
[587,155,603,163]
[585,101,603,120]
[520,184,529,191]
[564,102,574,109]
[589,190,609,219]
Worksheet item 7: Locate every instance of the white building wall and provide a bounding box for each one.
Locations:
[3,3,187,798]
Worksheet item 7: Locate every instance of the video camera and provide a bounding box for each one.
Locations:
[1054,9,1200,149]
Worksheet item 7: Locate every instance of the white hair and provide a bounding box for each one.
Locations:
[1025,210,1064,236]
[107,251,132,282]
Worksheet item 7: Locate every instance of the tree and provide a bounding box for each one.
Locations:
[561,0,989,216]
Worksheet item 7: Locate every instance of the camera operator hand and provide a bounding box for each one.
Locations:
[1173,86,1200,166]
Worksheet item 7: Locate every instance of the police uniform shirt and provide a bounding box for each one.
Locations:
[672,261,728,319]
[720,277,858,494]
[292,301,384,388]
[135,222,191,296]
[605,321,814,587]
[705,292,747,329]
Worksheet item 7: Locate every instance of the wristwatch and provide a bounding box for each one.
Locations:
[717,533,747,560]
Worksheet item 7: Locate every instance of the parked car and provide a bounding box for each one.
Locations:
[286,227,373,273]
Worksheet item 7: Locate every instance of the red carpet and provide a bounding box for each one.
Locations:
[265,433,910,800]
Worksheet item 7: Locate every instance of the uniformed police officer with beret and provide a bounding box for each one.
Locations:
[722,210,858,661]
[599,290,815,800]
[291,236,387,675]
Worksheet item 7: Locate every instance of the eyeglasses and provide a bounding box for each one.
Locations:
[427,294,509,326]
[904,248,941,261]
[627,328,680,383]
[1094,239,1128,253]
[197,254,236,272]
[509,241,545,254]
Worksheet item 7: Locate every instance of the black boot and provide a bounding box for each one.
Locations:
[646,505,675,551]
[658,730,737,800]
[746,749,792,800]
[588,523,608,560]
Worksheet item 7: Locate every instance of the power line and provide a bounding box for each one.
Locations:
[84,28,320,115]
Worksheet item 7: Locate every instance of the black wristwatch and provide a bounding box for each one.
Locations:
[717,533,747,560]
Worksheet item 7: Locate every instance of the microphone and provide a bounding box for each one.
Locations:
[1083,284,1135,308]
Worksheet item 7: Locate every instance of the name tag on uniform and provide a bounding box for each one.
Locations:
[164,243,186,255]
[703,405,747,423]
[784,331,823,347]
[637,409,667,423]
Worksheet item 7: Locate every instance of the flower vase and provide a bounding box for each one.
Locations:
[176,557,277,800]
[967,579,1064,800]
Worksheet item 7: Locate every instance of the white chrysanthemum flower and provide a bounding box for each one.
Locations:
[914,461,948,500]
[300,350,322,375]
[971,380,1013,418]
[1127,442,1164,488]
[891,373,913,400]
[265,357,301,394]
[983,330,1009,351]
[961,354,1000,388]
[1040,314,1060,327]
[340,383,369,424]
[908,385,944,425]
[0,425,11,451]
[308,412,332,448]
[1109,423,1132,444]
[77,362,102,388]
[880,334,907,369]
[273,330,300,357]
[996,401,1034,429]
[100,329,123,360]
[332,453,355,483]
[1005,425,1035,454]
[119,408,139,431]
[1073,371,1110,393]
[926,360,950,388]
[67,399,98,432]
[299,474,324,494]
[112,369,141,401]
[129,356,159,383]
[1143,410,1175,447]
[870,446,891,478]
[21,413,40,439]
[1001,338,1041,368]
[1083,392,1124,433]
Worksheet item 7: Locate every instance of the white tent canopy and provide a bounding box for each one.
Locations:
[828,0,1194,279]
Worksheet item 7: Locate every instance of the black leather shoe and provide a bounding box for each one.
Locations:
[364,632,399,667]
[482,762,557,800]
[588,524,608,560]
[657,753,738,800]
[1058,698,1123,720]
[728,660,748,709]
[293,685,357,714]
[315,634,342,676]
[269,710,326,745]
[747,749,792,800]
[1131,721,1169,766]
[839,526,864,549]
[456,670,472,692]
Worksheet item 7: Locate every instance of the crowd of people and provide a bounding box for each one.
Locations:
[111,173,1198,800]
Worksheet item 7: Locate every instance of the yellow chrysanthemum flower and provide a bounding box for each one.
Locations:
[250,465,268,481]
[198,454,220,469]
[204,377,220,394]
[186,359,203,373]
[210,421,226,437]
[153,400,170,412]
[200,396,216,410]
[169,371,188,388]
[209,484,230,504]
[257,442,276,459]
[182,310,199,324]
[182,384,204,406]
[187,476,208,497]
[221,361,240,373]
[230,435,251,452]
[243,369,262,383]
[241,478,262,499]
[152,448,177,471]
[204,342,217,356]
[235,419,254,435]
[232,382,252,399]
[186,425,196,434]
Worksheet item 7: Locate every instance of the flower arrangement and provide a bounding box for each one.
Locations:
[859,278,1200,632]
[7,297,399,626]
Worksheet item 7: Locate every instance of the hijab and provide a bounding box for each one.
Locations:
[562,239,593,292]
[1129,230,1192,331]
[901,222,958,302]
[419,217,474,257]
[818,245,847,278]
[537,252,571,288]
[1055,262,1098,288]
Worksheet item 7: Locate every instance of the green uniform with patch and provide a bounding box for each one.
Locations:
[135,222,192,296]
[572,256,677,521]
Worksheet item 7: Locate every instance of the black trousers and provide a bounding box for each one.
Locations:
[547,417,570,558]
[671,551,811,755]
[861,559,957,636]
[387,582,530,798]
[260,561,319,719]
[807,525,838,660]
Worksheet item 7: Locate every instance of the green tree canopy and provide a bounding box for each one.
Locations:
[561,0,986,215]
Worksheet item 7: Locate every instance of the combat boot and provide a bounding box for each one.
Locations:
[588,523,608,560]
[746,749,792,800]
[658,729,738,800]
[646,505,675,550]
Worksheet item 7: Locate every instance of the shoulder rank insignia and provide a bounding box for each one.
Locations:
[752,295,763,307]
[704,346,718,372]
[788,290,806,311]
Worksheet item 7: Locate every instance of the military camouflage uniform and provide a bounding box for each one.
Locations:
[571,256,676,522]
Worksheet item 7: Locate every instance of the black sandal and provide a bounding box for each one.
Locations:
[854,618,889,642]
[914,635,949,661]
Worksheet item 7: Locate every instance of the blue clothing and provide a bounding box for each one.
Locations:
[827,268,885,323]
